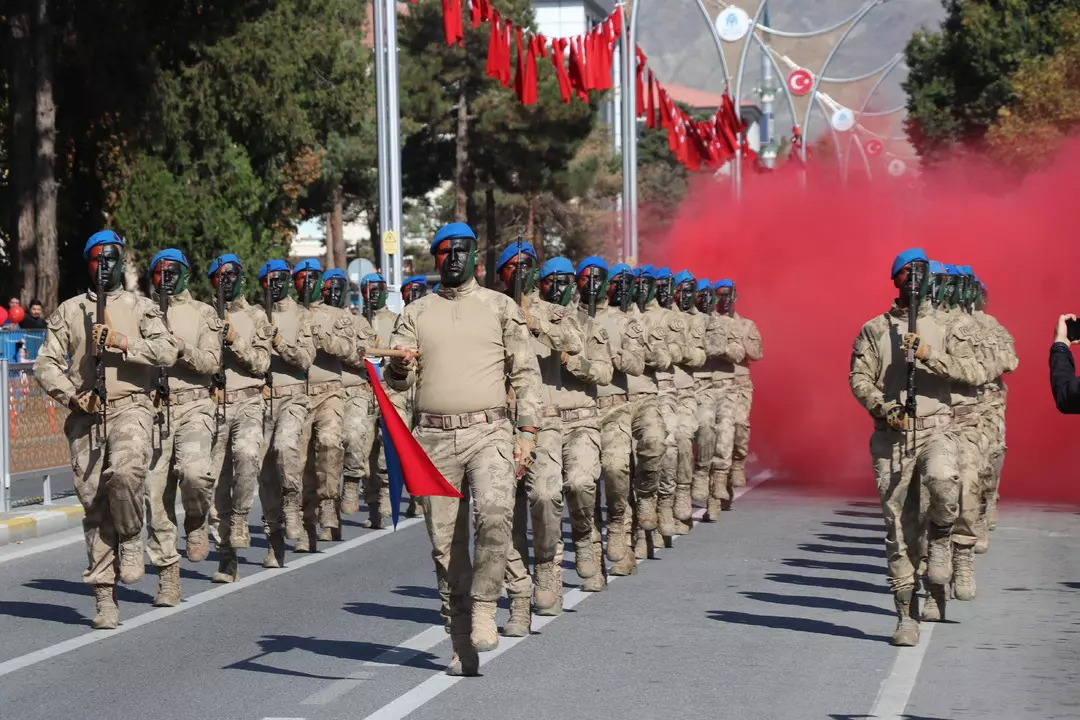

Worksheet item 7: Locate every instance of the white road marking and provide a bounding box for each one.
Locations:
[0,527,85,565]
[357,471,773,720]
[0,517,424,679]
[868,622,936,719]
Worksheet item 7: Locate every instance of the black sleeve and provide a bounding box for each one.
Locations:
[1050,342,1080,414]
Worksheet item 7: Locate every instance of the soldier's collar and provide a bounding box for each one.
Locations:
[438,277,479,299]
[226,297,248,312]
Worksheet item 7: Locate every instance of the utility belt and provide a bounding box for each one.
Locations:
[418,406,508,430]
[875,413,954,432]
[597,394,629,409]
[308,379,342,397]
[712,376,738,388]
[540,406,599,422]
[109,392,151,410]
[978,388,1005,401]
[170,387,212,406]
[269,383,307,399]
[220,386,264,405]
[627,391,657,401]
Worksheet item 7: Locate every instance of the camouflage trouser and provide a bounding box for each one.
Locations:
[145,397,216,567]
[730,376,754,487]
[657,387,680,498]
[210,391,267,548]
[978,401,1007,507]
[415,419,516,631]
[674,388,699,492]
[506,416,602,597]
[343,385,389,516]
[600,398,633,543]
[301,388,345,529]
[258,391,310,533]
[871,426,961,592]
[629,392,665,499]
[696,379,737,500]
[67,396,154,585]
[948,421,985,548]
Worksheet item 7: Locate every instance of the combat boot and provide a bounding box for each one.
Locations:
[470,600,499,651]
[118,536,145,584]
[720,497,733,511]
[503,597,532,637]
[730,462,747,488]
[212,548,240,583]
[637,495,658,531]
[674,485,693,521]
[91,584,118,630]
[987,494,999,530]
[672,516,693,536]
[973,515,990,555]
[447,633,479,676]
[363,503,385,530]
[921,583,947,622]
[153,562,181,607]
[634,528,648,560]
[891,588,920,647]
[406,497,424,517]
[341,476,361,515]
[581,540,607,592]
[534,561,562,616]
[606,513,628,563]
[228,512,251,550]
[282,492,303,539]
[653,529,670,551]
[690,471,709,503]
[926,529,953,586]
[610,549,637,576]
[657,495,676,537]
[952,544,977,601]
[702,498,722,522]
[186,526,210,562]
[574,536,599,580]
[263,530,286,569]
[295,524,318,553]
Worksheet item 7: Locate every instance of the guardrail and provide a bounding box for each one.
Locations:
[0,358,72,512]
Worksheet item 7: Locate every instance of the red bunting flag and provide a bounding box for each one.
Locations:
[485,14,503,83]
[441,0,464,47]
[363,361,462,499]
[635,48,646,118]
[513,25,525,100]
[551,38,573,103]
[646,70,656,128]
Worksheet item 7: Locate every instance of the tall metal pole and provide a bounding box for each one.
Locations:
[759,2,774,166]
[624,1,640,265]
[384,0,404,310]
[373,0,390,280]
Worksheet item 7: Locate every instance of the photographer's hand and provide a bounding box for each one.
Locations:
[1055,314,1077,345]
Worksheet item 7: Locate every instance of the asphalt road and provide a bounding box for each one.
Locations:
[0,480,1077,720]
[6,467,75,506]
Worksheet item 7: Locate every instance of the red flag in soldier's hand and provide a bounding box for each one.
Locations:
[364,360,462,499]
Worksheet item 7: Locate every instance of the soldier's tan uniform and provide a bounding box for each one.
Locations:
[209,296,272,570]
[669,306,707,531]
[299,300,358,545]
[653,302,688,536]
[593,300,647,574]
[34,289,178,623]
[849,300,991,596]
[145,290,221,590]
[697,312,746,509]
[341,313,380,517]
[387,277,541,657]
[728,311,763,488]
[357,306,398,522]
[258,296,316,540]
[504,291,590,613]
[971,309,1017,532]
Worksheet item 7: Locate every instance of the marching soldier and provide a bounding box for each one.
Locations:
[34,230,179,629]
[716,279,763,506]
[206,254,273,581]
[386,223,541,676]
[143,249,221,606]
[358,272,397,528]
[670,270,707,534]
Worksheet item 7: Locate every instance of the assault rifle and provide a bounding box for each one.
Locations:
[904,267,919,458]
[264,282,274,423]
[212,280,228,430]
[302,274,311,395]
[92,266,108,444]
[155,287,171,440]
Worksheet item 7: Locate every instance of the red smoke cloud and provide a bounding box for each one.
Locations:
[650,143,1080,505]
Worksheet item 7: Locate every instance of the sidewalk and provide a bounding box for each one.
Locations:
[0,497,83,547]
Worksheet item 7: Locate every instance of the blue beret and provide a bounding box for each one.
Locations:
[609,263,632,277]
[323,269,347,282]
[401,275,427,288]
[83,230,125,259]
[945,264,961,276]
[890,248,928,278]
[293,258,322,276]
[430,222,477,254]
[634,264,654,277]
[496,242,537,272]
[540,257,576,279]
[714,279,734,289]
[207,253,242,278]
[652,267,673,280]
[957,265,974,277]
[150,248,189,271]
[928,260,946,275]
[696,278,713,292]
[673,270,695,286]
[576,256,608,275]
[258,259,291,280]
[361,272,386,288]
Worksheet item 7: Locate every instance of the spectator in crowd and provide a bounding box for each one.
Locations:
[1051,313,1080,413]
[20,299,47,330]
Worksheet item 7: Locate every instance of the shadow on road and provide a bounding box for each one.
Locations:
[834,510,882,519]
[0,600,88,626]
[391,585,440,599]
[1062,582,1080,590]
[24,577,155,604]
[830,716,955,720]
[225,634,444,679]
[797,543,883,559]
[343,601,442,625]
[816,533,882,546]
[821,520,884,533]
[741,591,893,617]
[783,558,883,576]
[766,572,887,595]
[707,610,890,643]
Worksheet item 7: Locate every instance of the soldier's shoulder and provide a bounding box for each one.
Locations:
[858,313,891,340]
[475,286,516,312]
[48,295,90,329]
[131,292,165,319]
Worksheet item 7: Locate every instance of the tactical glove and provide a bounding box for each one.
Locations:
[883,401,908,431]
[513,431,537,480]
[902,332,930,361]
[91,323,125,351]
[69,391,102,415]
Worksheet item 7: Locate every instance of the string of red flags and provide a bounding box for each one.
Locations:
[418,0,765,173]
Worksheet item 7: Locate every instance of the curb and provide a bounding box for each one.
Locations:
[0,504,84,547]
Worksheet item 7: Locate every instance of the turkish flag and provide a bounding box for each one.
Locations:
[364,361,463,501]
